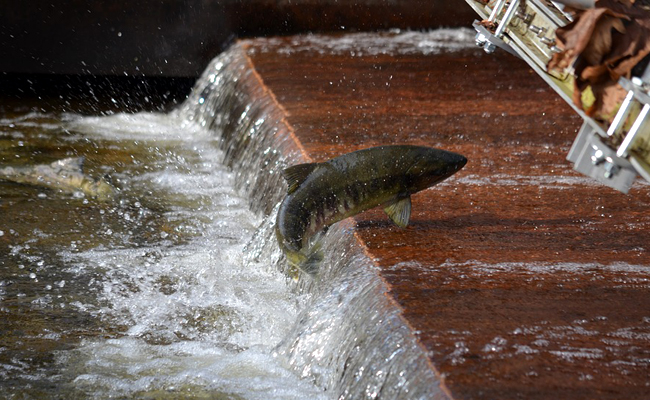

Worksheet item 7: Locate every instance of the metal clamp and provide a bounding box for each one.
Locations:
[568,122,637,193]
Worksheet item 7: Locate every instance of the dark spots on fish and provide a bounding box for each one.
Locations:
[276,145,467,271]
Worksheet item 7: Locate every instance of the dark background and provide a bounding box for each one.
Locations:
[0,0,475,112]
[2,0,474,77]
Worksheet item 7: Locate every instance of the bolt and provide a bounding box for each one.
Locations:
[540,36,556,46]
[475,33,487,47]
[483,42,497,54]
[591,149,605,165]
[603,159,619,179]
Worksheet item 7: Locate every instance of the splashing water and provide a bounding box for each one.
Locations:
[0,110,326,399]
[66,115,331,400]
[0,30,477,399]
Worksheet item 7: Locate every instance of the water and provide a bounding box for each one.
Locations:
[0,109,328,399]
[0,30,469,399]
[0,111,434,400]
[0,102,430,400]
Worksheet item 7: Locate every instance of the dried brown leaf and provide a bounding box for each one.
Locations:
[478,19,497,31]
[589,80,629,117]
[549,0,650,119]
[580,16,625,66]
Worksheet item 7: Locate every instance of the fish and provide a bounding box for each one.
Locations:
[275,145,467,274]
[0,157,115,200]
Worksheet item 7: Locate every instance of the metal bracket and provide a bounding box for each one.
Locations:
[466,0,650,193]
[568,122,637,193]
[473,21,521,58]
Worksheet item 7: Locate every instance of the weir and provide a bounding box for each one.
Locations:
[3,27,650,399]
[174,42,445,398]
[174,29,650,399]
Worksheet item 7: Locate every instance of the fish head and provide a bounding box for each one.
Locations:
[404,147,467,192]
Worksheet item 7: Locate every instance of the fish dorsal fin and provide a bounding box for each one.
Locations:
[50,157,85,173]
[281,163,319,194]
[384,196,412,228]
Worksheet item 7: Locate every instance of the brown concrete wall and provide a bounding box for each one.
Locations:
[236,33,650,399]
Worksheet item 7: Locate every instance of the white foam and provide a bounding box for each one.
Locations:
[393,260,650,277]
[249,28,477,56]
[55,111,326,399]
[65,111,208,142]
[64,339,325,400]
[454,173,600,189]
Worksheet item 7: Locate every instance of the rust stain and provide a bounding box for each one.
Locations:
[242,34,650,399]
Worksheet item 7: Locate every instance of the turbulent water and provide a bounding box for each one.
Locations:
[0,111,327,399]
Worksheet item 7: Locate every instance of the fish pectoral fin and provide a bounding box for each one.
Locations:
[281,163,320,194]
[384,196,412,228]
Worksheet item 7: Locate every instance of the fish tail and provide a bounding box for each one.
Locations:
[300,248,324,276]
[276,228,325,276]
[283,245,324,276]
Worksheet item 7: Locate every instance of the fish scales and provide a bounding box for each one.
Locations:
[276,145,467,273]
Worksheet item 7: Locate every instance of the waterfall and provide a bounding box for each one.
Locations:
[0,33,456,399]
[174,44,446,399]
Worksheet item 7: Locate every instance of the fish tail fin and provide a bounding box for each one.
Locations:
[300,248,324,276]
[285,244,324,276]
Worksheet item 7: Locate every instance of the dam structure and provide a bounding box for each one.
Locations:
[1,27,650,399]
[175,30,650,399]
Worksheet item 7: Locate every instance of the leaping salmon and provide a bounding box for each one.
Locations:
[0,157,115,200]
[275,145,467,274]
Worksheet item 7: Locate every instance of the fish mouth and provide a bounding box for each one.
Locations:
[443,150,467,170]
[405,150,467,193]
[451,153,468,171]
[437,151,467,178]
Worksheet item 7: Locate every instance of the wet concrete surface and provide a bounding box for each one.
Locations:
[238,34,650,398]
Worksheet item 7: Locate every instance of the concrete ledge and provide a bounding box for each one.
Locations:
[185,31,650,398]
[179,36,448,398]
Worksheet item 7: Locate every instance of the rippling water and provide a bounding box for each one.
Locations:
[0,110,326,399]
